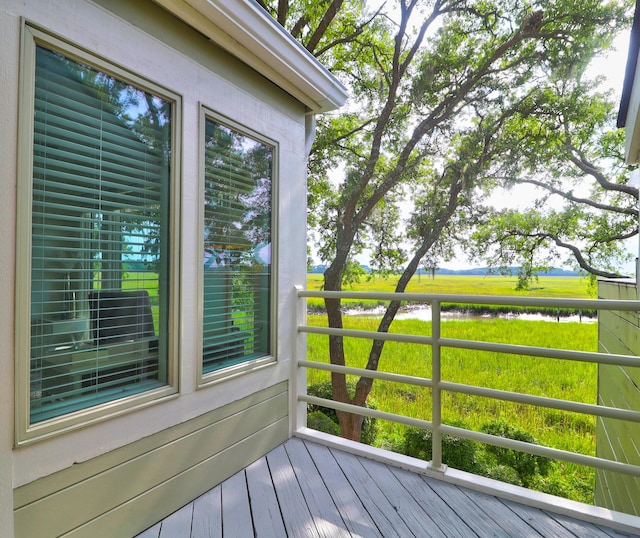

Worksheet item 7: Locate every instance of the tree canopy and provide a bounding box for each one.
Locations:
[260,0,634,440]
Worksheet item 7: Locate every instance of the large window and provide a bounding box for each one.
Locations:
[201,116,274,376]
[18,28,178,437]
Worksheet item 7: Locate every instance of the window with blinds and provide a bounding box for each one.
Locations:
[28,45,172,423]
[202,118,273,374]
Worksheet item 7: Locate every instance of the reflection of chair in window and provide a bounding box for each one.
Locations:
[89,290,155,346]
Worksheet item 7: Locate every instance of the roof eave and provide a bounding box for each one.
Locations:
[152,0,347,113]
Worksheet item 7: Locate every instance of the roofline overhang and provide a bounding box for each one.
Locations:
[152,0,348,113]
[618,1,640,163]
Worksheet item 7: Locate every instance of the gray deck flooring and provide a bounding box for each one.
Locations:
[137,437,638,537]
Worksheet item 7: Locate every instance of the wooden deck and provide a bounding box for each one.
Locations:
[137,437,638,537]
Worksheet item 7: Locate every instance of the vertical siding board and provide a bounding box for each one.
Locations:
[597,280,640,516]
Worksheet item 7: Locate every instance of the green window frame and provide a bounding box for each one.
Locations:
[16,26,180,443]
[200,110,275,381]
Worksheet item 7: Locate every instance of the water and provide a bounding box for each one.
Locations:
[343,304,597,323]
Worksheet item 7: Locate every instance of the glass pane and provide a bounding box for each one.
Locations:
[30,46,172,423]
[203,119,272,373]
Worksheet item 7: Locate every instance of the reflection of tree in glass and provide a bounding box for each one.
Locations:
[204,121,272,267]
[49,49,172,275]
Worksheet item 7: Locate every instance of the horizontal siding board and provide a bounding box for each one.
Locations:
[14,381,287,509]
[65,418,289,538]
[14,384,288,538]
[17,392,288,537]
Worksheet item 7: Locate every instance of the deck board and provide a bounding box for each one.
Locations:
[362,456,456,537]
[282,438,350,538]
[304,441,381,537]
[137,437,640,537]
[330,447,414,537]
[387,463,477,538]
[267,443,321,537]
[191,487,222,538]
[221,472,253,537]
[245,457,288,538]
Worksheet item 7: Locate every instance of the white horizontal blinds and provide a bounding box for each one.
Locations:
[30,46,171,423]
[203,119,272,372]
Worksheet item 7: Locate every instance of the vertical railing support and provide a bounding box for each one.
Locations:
[431,300,443,470]
[291,285,308,436]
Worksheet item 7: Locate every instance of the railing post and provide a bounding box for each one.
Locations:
[431,299,443,470]
[291,285,308,436]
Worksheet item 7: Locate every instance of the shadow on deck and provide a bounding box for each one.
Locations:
[137,437,638,537]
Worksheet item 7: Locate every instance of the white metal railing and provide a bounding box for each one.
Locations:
[293,288,640,481]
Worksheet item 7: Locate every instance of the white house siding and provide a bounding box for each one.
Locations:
[0,0,321,535]
[596,279,640,516]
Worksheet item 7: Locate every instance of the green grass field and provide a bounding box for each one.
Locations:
[305,273,599,503]
[306,273,594,313]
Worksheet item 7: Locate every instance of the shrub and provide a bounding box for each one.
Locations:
[306,380,378,445]
[480,420,553,486]
[481,464,523,486]
[402,420,479,473]
[307,410,340,436]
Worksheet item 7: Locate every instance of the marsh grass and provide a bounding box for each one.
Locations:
[306,273,595,316]
[305,314,599,502]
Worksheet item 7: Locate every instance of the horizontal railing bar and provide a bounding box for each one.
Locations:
[300,359,640,423]
[441,425,640,478]
[296,287,640,487]
[300,394,434,431]
[439,381,640,423]
[300,395,640,478]
[298,360,434,388]
[299,289,640,311]
[299,325,640,368]
[441,338,640,367]
[299,324,434,345]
